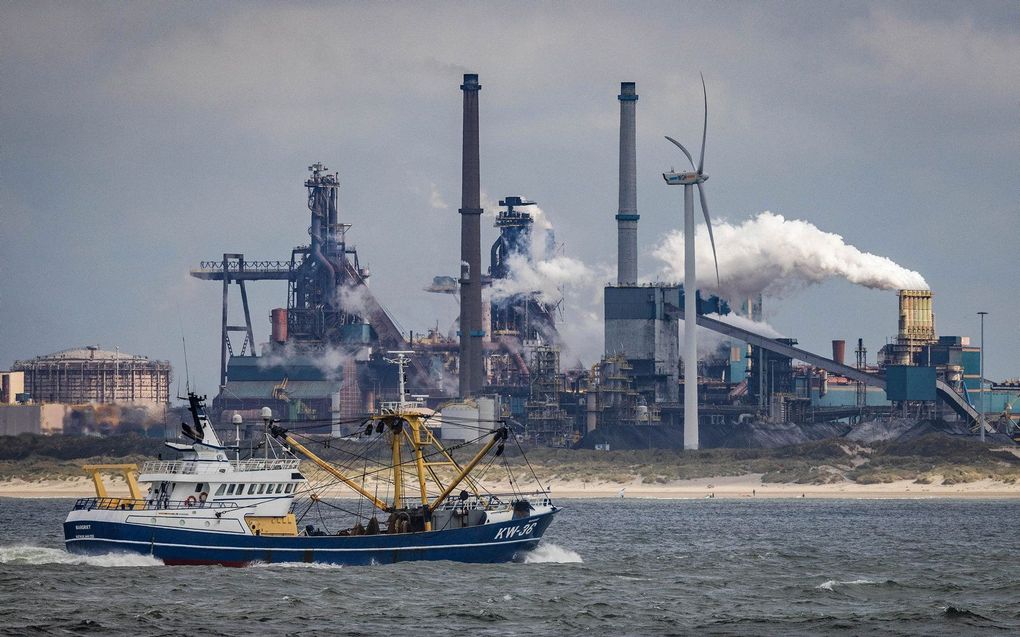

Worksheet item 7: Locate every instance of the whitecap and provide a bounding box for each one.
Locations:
[522,542,583,564]
[0,545,163,567]
[817,578,880,590]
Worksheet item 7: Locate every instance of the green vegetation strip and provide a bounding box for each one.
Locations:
[0,433,1017,486]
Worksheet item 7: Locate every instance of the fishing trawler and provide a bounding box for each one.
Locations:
[64,356,558,566]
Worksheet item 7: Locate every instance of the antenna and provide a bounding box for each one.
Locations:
[182,333,192,395]
[178,310,192,398]
[384,350,415,407]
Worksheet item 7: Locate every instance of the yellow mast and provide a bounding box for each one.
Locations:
[272,428,390,512]
[391,420,402,509]
[273,349,509,522]
[409,416,429,506]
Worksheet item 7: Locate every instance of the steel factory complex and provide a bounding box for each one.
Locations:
[2,75,1017,446]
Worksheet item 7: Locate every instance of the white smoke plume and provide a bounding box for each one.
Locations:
[684,312,785,359]
[335,284,374,318]
[488,253,599,306]
[428,182,448,210]
[651,211,928,298]
[257,340,361,381]
[484,203,612,365]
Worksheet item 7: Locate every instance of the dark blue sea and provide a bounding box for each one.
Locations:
[1,497,1018,635]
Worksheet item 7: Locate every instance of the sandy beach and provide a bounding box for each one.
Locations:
[3,474,1018,500]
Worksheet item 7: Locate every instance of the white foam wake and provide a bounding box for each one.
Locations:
[0,545,163,567]
[817,578,880,591]
[247,560,344,570]
[523,542,583,564]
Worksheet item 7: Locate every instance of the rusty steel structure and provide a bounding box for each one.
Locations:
[190,165,411,388]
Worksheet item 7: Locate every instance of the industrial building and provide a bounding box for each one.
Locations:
[191,75,572,441]
[1,371,26,404]
[175,74,1016,448]
[12,346,171,405]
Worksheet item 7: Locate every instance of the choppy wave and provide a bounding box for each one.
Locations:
[0,545,163,567]
[816,578,881,591]
[523,542,583,564]
[943,606,993,621]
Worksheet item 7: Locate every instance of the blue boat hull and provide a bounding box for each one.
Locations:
[65,510,557,566]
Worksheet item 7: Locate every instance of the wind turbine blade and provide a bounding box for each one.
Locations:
[664,136,696,170]
[698,72,707,174]
[698,182,720,287]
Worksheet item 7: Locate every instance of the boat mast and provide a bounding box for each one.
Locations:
[409,418,429,507]
[391,420,403,508]
[385,351,415,510]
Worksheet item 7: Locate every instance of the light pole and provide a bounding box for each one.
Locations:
[977,311,987,442]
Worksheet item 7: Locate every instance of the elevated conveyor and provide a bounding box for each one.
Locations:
[934,379,982,426]
[684,312,980,424]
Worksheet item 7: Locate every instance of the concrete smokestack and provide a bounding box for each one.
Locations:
[616,81,639,285]
[458,73,485,397]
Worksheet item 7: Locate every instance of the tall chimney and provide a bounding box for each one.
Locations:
[831,339,846,366]
[458,73,485,397]
[616,81,639,285]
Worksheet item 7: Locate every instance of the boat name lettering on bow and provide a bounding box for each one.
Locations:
[495,522,538,540]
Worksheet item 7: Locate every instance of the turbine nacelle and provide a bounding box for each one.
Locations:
[662,170,708,186]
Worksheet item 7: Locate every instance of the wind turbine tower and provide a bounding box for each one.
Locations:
[663,74,721,450]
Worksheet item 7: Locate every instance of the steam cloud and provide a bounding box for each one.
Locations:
[652,211,928,298]
[484,204,612,366]
[258,341,358,381]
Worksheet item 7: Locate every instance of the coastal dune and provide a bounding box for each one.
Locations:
[3,474,1018,500]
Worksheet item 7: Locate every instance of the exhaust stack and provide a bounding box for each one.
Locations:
[616,82,639,285]
[458,74,485,397]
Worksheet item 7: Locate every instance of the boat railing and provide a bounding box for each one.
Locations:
[433,492,552,511]
[234,458,300,472]
[72,497,239,512]
[139,458,300,475]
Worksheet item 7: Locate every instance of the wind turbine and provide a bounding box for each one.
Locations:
[663,73,720,451]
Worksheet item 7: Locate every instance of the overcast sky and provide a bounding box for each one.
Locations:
[2,0,1017,393]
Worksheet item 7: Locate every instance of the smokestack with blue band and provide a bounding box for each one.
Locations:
[616,82,639,285]
[459,73,485,396]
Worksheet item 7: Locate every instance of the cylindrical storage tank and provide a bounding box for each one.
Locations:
[439,402,479,442]
[831,340,846,365]
[477,396,498,426]
[271,308,288,343]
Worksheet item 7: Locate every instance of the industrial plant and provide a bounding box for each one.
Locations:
[0,347,171,435]
[4,74,1017,448]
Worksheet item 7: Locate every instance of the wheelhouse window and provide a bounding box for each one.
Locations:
[214,484,226,496]
[257,484,266,494]
[285,484,294,494]
[195,483,205,493]
[247,484,257,495]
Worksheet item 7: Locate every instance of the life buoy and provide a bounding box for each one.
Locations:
[198,492,208,503]
[185,495,197,507]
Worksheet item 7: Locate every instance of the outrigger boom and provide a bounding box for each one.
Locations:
[270,416,510,518]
